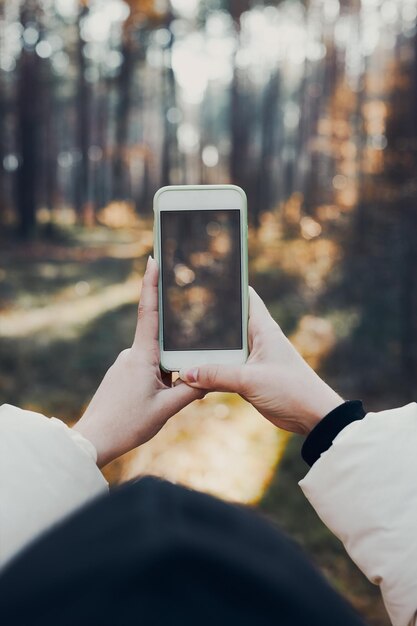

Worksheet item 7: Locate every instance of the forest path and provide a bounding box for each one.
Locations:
[0,275,141,338]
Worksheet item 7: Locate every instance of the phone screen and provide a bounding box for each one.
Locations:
[160,209,242,351]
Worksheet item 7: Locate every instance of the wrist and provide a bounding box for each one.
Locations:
[73,415,110,468]
[299,378,344,434]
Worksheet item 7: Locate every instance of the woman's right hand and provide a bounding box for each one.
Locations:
[180,288,343,436]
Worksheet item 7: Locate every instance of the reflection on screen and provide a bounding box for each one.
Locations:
[161,209,242,351]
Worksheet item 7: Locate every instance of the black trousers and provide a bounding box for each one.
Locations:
[0,477,365,626]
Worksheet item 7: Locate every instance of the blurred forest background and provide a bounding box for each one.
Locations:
[1,0,417,622]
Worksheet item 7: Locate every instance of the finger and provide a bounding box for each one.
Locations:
[179,364,245,393]
[160,379,206,416]
[248,286,280,349]
[134,256,159,349]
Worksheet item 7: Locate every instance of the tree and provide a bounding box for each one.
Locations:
[15,0,42,238]
[113,0,167,203]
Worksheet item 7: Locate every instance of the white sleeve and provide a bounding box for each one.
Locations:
[0,404,108,568]
[299,403,417,626]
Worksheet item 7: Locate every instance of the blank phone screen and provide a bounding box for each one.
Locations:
[161,209,242,351]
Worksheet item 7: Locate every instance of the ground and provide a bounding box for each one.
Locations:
[0,216,389,625]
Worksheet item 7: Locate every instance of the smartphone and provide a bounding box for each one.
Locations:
[153,184,248,372]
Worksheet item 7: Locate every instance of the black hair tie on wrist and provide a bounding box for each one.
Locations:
[301,400,366,467]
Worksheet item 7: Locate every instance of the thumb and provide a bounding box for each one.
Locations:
[179,364,245,393]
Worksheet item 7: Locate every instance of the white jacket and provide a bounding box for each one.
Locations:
[1,402,416,626]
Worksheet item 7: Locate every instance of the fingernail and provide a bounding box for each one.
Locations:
[146,255,153,269]
[180,367,198,383]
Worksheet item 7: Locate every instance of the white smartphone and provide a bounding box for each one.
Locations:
[153,184,249,372]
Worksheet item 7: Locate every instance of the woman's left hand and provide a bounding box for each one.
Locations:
[73,257,204,467]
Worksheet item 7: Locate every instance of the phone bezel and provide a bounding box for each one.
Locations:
[153,185,249,372]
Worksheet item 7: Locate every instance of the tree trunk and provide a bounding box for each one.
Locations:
[75,4,91,222]
[15,7,40,238]
[113,39,133,200]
